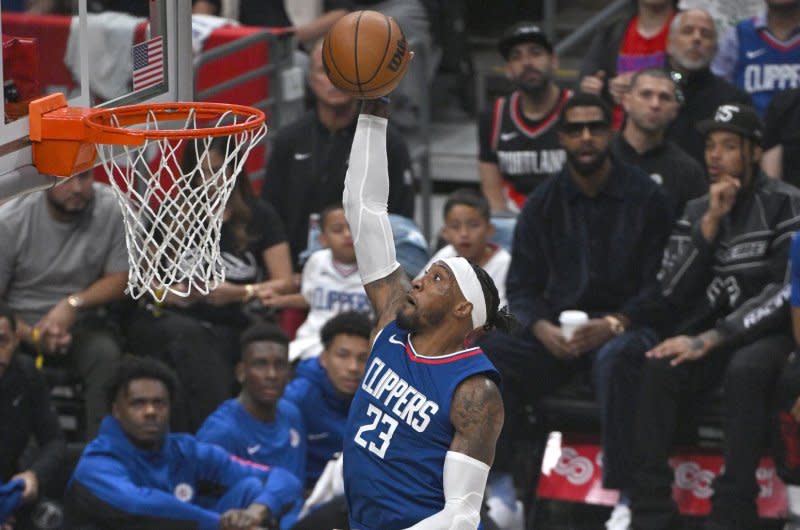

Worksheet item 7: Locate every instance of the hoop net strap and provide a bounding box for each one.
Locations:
[95,107,267,302]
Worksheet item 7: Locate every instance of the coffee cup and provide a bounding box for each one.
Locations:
[559,310,588,340]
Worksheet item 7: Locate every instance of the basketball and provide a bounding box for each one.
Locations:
[322,10,411,98]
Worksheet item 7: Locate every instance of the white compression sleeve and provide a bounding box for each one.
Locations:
[342,113,401,285]
[404,451,490,530]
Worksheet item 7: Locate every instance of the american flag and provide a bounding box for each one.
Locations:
[132,36,164,92]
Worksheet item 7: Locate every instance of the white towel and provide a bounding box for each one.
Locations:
[191,14,237,55]
[299,453,344,519]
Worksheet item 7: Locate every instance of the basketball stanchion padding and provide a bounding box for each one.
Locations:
[29,93,267,302]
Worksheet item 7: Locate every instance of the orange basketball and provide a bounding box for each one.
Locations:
[322,10,411,98]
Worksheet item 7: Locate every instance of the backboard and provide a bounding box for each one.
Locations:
[0,0,193,199]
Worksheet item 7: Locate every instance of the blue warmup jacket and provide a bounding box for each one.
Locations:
[283,358,352,486]
[66,416,301,530]
[196,399,306,485]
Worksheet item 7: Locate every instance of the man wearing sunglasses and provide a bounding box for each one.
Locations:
[479,91,673,530]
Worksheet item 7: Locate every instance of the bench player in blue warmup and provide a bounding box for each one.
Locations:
[341,96,513,530]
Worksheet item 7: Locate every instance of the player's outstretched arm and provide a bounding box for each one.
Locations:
[343,98,410,331]
[404,375,504,530]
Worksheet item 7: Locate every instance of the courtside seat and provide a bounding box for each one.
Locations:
[534,377,725,446]
[41,364,86,443]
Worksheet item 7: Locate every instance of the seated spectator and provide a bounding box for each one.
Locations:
[478,22,569,212]
[272,205,370,362]
[762,87,800,185]
[579,0,677,128]
[261,41,415,270]
[478,93,673,530]
[0,170,128,439]
[712,0,800,116]
[629,104,800,530]
[284,311,371,488]
[0,302,65,529]
[196,323,306,492]
[192,0,347,48]
[772,231,800,530]
[420,189,510,309]
[66,355,302,530]
[663,8,752,165]
[612,68,706,216]
[678,0,761,38]
[127,137,294,432]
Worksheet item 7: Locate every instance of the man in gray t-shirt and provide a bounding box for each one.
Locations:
[0,172,128,438]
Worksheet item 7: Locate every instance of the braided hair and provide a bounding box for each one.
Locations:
[469,262,517,333]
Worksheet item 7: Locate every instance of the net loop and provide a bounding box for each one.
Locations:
[93,105,267,302]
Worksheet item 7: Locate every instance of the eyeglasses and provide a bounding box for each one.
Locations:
[561,120,610,137]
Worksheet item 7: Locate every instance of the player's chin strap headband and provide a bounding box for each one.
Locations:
[440,257,487,330]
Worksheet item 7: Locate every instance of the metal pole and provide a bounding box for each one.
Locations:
[543,0,557,45]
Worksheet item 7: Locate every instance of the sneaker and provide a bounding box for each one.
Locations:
[485,496,525,530]
[605,503,631,530]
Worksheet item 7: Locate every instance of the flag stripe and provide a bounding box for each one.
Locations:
[132,36,164,91]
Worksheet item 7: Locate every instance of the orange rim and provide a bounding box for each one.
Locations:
[85,101,266,141]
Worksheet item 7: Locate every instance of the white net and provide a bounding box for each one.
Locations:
[93,107,267,302]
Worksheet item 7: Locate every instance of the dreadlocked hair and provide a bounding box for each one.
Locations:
[469,262,517,333]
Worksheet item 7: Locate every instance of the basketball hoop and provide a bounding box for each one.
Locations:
[29,93,267,302]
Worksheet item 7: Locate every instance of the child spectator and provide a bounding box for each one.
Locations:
[420,189,510,308]
[274,205,371,362]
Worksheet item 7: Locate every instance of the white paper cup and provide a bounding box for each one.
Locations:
[559,310,589,340]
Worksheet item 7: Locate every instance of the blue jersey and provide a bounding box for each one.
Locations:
[791,232,800,307]
[343,321,500,530]
[283,358,352,487]
[197,399,307,484]
[734,18,800,115]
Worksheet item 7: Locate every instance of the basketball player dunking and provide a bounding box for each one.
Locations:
[341,97,512,529]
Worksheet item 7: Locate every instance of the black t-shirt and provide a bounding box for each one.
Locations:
[610,134,707,217]
[764,88,800,189]
[478,89,570,205]
[183,198,287,326]
[261,110,415,270]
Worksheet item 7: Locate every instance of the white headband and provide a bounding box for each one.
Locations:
[440,257,487,330]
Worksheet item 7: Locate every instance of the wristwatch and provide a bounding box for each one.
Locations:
[67,295,84,310]
[604,315,625,336]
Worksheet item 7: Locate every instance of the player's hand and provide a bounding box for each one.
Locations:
[646,335,709,367]
[608,72,633,104]
[11,471,38,503]
[567,318,615,356]
[532,320,573,360]
[579,70,605,95]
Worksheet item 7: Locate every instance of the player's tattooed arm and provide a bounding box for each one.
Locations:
[365,267,412,338]
[449,374,504,466]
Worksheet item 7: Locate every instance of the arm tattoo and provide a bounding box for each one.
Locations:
[690,336,705,352]
[450,375,504,465]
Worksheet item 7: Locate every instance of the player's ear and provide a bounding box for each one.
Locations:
[453,300,473,322]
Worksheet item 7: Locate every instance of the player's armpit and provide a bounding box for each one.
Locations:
[449,374,504,466]
[365,266,412,336]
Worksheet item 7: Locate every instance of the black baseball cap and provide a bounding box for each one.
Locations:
[498,22,553,59]
[696,104,763,144]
